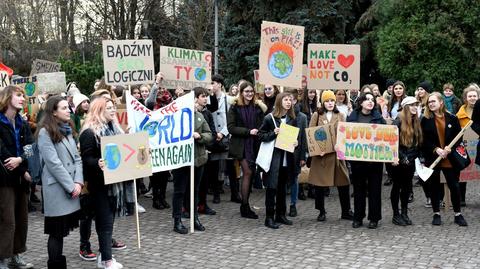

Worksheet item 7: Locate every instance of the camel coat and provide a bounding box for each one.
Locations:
[308,111,350,187]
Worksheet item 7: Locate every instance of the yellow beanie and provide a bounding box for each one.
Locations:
[321,90,336,103]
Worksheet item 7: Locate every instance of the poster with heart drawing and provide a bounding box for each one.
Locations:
[306,44,360,90]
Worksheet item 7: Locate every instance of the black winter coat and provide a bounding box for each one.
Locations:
[79,128,106,193]
[393,118,421,165]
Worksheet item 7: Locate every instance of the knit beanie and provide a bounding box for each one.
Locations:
[321,90,336,103]
[418,81,433,93]
[73,93,89,112]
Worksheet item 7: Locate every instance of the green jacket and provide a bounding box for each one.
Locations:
[194,111,213,167]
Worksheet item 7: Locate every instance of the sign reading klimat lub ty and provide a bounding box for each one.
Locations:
[102,39,155,86]
[160,45,212,89]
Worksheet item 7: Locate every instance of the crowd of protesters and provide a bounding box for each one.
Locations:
[1,71,479,269]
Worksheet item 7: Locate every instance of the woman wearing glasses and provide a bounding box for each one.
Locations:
[262,84,279,114]
[228,81,266,219]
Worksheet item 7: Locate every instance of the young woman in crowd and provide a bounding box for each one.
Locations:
[416,81,432,117]
[261,84,279,114]
[145,74,172,210]
[171,87,213,234]
[348,92,386,229]
[130,86,141,100]
[258,92,299,229]
[139,84,150,105]
[71,94,90,133]
[37,96,84,268]
[0,86,34,269]
[335,89,351,118]
[227,81,266,219]
[308,90,352,222]
[370,84,381,98]
[79,97,125,268]
[456,85,479,206]
[300,89,318,124]
[390,97,422,226]
[228,84,239,97]
[421,92,467,226]
[443,83,462,114]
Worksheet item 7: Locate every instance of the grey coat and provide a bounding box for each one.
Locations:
[38,128,83,217]
[209,92,234,160]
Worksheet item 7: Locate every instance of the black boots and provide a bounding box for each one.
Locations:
[230,179,242,203]
[240,204,258,219]
[401,208,412,225]
[152,188,170,210]
[264,217,279,229]
[47,255,66,269]
[392,213,407,226]
[173,217,188,234]
[194,216,205,231]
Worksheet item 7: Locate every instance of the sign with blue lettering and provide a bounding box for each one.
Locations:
[126,91,194,172]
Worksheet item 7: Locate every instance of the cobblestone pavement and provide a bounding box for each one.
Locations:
[22,179,480,268]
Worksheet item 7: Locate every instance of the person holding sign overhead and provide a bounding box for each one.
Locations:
[421,92,467,226]
[79,98,125,269]
[348,92,386,229]
[227,81,267,219]
[36,96,84,269]
[308,90,352,222]
[258,92,299,229]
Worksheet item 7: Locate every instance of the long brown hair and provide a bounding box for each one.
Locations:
[423,92,448,119]
[35,96,72,143]
[398,103,423,147]
[0,85,25,113]
[388,81,406,113]
[236,81,256,106]
[272,92,295,119]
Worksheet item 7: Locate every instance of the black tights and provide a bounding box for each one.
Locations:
[240,160,254,204]
[48,235,63,261]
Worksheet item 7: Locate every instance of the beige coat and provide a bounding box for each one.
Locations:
[308,112,350,187]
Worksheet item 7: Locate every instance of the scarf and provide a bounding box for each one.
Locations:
[444,95,454,113]
[239,104,256,162]
[154,90,173,110]
[59,123,72,136]
[98,121,127,217]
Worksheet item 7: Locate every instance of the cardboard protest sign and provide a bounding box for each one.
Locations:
[126,91,194,172]
[259,21,304,88]
[275,123,300,153]
[307,44,360,90]
[302,64,308,89]
[460,128,479,182]
[101,132,152,184]
[116,104,129,133]
[306,124,336,156]
[253,70,264,93]
[36,72,66,94]
[30,59,61,75]
[0,71,9,90]
[159,45,212,89]
[12,76,40,120]
[336,122,399,163]
[102,39,154,86]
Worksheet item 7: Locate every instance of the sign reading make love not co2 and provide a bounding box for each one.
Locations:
[259,21,304,88]
[126,91,194,172]
[102,39,155,86]
[307,44,360,90]
[160,46,212,89]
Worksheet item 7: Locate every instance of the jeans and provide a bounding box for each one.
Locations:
[123,180,135,203]
[79,216,93,250]
[390,163,414,213]
[92,188,115,261]
[0,187,28,259]
[290,175,298,206]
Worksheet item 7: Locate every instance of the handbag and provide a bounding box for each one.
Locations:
[208,96,230,153]
[298,166,310,184]
[255,114,277,172]
[450,141,471,170]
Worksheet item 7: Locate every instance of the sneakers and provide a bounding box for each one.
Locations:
[454,214,468,226]
[143,190,153,198]
[9,254,33,269]
[137,203,146,213]
[198,204,216,215]
[424,198,432,208]
[0,259,8,269]
[79,248,97,261]
[97,254,123,269]
[111,239,127,250]
[392,214,407,226]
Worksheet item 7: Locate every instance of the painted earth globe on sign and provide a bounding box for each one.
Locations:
[194,68,207,81]
[268,42,294,79]
[104,143,121,170]
[25,83,35,96]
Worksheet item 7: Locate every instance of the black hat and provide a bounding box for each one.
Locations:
[418,81,433,93]
[386,78,396,88]
[212,74,225,86]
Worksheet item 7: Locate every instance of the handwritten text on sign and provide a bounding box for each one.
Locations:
[30,59,61,75]
[307,44,360,90]
[460,128,480,182]
[126,91,194,172]
[102,40,154,85]
[258,21,304,88]
[160,46,212,89]
[336,122,399,163]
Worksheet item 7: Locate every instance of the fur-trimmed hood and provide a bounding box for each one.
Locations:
[229,97,268,113]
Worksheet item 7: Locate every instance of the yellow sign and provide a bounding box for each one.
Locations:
[275,122,299,153]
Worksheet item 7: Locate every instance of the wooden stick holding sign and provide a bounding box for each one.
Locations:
[275,123,299,153]
[101,132,152,249]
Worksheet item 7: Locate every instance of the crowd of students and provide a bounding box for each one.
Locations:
[0,73,478,268]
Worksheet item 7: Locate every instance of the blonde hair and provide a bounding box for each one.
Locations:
[462,85,480,103]
[0,85,25,113]
[423,92,447,119]
[81,98,123,136]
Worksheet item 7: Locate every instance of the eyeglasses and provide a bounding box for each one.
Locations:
[264,87,273,91]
